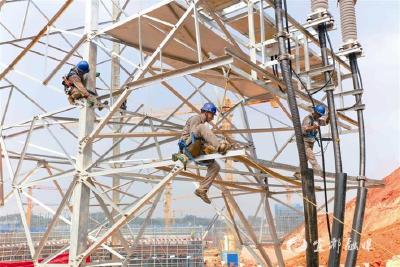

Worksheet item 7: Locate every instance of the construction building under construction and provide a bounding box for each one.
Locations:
[0,0,385,266]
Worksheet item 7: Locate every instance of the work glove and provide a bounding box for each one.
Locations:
[217,140,231,155]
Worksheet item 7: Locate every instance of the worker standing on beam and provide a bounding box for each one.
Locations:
[302,104,330,171]
[173,102,231,204]
[62,60,107,109]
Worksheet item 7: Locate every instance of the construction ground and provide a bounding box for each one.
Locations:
[0,0,399,266]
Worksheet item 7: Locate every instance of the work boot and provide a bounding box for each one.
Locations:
[172,153,188,170]
[194,189,211,204]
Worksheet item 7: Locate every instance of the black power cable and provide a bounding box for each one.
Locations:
[282,0,332,241]
[340,57,364,111]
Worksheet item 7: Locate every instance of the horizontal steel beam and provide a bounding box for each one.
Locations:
[0,0,74,80]
[98,55,234,101]
[90,149,246,177]
[96,127,293,138]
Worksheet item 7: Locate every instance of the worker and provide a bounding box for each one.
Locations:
[62,60,109,111]
[173,102,230,204]
[302,104,330,171]
[62,60,94,104]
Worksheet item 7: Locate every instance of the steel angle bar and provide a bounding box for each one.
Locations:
[90,149,245,177]
[43,35,87,85]
[12,117,36,184]
[129,190,164,252]
[0,20,112,46]
[96,0,175,35]
[84,1,200,147]
[40,245,70,265]
[208,202,264,265]
[44,122,77,169]
[33,178,77,259]
[90,180,139,199]
[81,178,124,215]
[78,162,185,262]
[22,168,75,188]
[0,86,13,126]
[22,189,125,260]
[0,0,74,80]
[14,189,36,258]
[2,166,41,205]
[86,181,131,254]
[96,127,292,138]
[98,55,233,102]
[264,0,350,72]
[0,136,15,182]
[222,194,244,244]
[2,106,76,131]
[87,107,146,170]
[99,137,178,164]
[222,189,273,266]
[158,167,264,193]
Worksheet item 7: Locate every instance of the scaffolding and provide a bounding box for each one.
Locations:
[0,0,382,266]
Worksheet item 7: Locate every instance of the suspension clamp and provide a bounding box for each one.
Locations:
[306,10,334,30]
[357,175,367,181]
[277,53,291,61]
[323,84,335,92]
[338,41,363,57]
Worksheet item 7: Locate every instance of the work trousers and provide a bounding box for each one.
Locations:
[305,141,321,171]
[67,88,86,104]
[198,160,221,192]
[191,124,220,192]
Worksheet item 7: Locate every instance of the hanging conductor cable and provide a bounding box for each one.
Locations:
[283,0,332,241]
[273,0,319,266]
[336,0,368,265]
[307,2,348,266]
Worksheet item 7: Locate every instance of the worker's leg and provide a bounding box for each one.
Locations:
[193,124,219,148]
[198,160,220,192]
[68,89,81,104]
[67,95,74,104]
[305,141,321,171]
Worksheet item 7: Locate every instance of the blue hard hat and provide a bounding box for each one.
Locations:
[201,102,217,115]
[314,104,326,116]
[76,60,90,74]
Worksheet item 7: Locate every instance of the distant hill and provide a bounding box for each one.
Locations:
[285,167,400,266]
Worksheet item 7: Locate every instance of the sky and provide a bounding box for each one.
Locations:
[0,0,399,220]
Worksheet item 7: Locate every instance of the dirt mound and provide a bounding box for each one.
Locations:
[284,167,400,266]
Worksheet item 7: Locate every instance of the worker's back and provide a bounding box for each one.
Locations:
[181,114,205,141]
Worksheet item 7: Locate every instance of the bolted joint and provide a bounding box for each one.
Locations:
[275,30,290,39]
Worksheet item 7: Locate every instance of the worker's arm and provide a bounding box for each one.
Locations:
[69,75,90,98]
[318,114,330,126]
[302,116,319,132]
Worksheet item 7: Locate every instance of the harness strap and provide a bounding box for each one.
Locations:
[178,133,211,166]
[304,116,318,139]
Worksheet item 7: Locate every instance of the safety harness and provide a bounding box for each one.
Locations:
[178,133,211,166]
[62,68,80,96]
[303,115,318,140]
